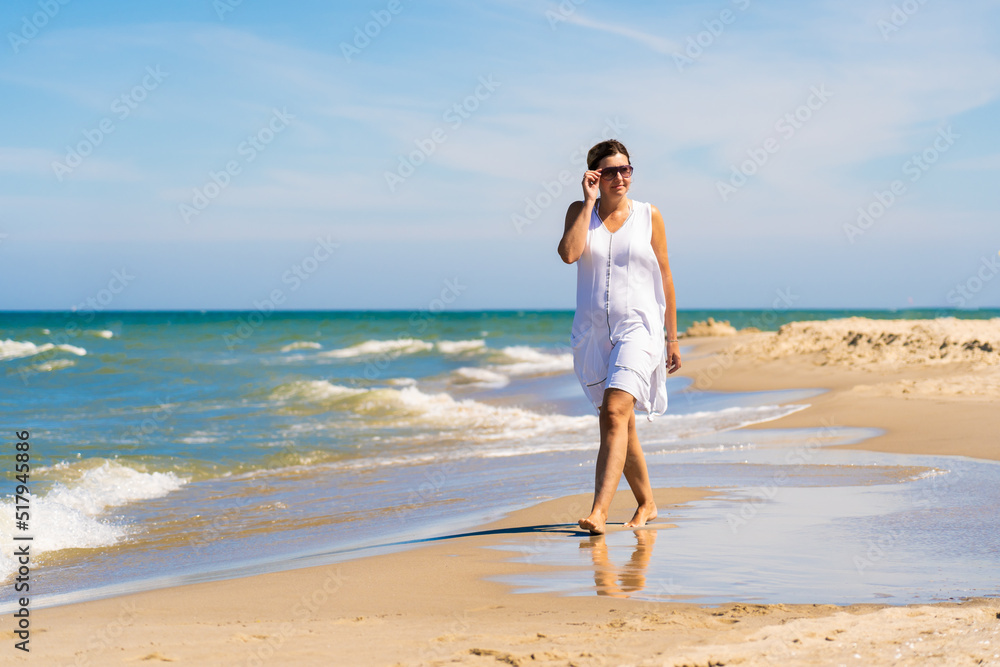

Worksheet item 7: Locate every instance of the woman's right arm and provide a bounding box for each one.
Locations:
[557,170,601,264]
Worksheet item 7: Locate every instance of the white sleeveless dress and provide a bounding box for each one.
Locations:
[570,198,668,421]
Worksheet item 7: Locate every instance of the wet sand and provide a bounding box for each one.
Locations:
[8,325,1000,666]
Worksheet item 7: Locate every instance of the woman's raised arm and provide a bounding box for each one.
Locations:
[557,169,602,264]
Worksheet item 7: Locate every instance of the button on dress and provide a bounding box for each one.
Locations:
[569,198,668,421]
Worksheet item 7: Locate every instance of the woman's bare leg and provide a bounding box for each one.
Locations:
[622,410,657,527]
[579,388,635,535]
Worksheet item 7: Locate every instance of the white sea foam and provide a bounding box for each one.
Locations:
[270,380,593,439]
[266,380,821,478]
[435,339,486,354]
[0,339,87,361]
[86,329,114,338]
[319,338,434,359]
[327,403,809,471]
[31,359,76,372]
[442,344,569,387]
[637,404,811,446]
[450,367,510,387]
[0,460,187,580]
[39,459,186,518]
[488,345,573,375]
[391,385,592,437]
[269,380,368,403]
[178,434,219,444]
[271,381,806,448]
[317,337,487,360]
[280,341,323,352]
[328,433,747,470]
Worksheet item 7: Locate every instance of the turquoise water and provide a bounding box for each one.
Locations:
[0,309,998,608]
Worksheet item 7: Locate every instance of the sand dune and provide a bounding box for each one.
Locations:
[732,317,1000,369]
[682,317,739,337]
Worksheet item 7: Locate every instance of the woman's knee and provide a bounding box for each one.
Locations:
[601,389,635,423]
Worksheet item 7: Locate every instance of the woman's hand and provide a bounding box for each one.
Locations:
[666,342,682,374]
[582,170,601,202]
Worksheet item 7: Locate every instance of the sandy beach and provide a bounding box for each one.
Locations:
[6,0,1000,662]
[7,318,1000,666]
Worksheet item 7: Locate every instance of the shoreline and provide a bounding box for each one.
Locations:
[10,330,1000,665]
[680,332,1000,464]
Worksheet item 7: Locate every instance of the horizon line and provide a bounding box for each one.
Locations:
[1,307,997,314]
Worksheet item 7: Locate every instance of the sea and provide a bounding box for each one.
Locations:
[1,309,998,609]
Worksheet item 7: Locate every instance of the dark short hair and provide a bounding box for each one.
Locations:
[587,140,630,170]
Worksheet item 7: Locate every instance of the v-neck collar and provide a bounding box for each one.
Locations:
[595,198,634,235]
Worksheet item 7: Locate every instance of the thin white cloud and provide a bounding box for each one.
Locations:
[558,12,680,55]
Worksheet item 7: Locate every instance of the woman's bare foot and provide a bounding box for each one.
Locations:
[578,508,608,535]
[623,502,657,528]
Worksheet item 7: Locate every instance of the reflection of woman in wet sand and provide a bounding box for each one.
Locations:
[558,140,682,535]
[582,529,658,598]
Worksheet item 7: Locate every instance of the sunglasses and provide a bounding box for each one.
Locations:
[599,165,634,180]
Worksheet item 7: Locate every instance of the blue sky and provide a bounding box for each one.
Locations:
[1,0,999,310]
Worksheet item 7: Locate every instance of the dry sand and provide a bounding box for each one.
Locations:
[6,318,1000,666]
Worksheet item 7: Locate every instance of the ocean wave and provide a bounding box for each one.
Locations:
[86,329,114,338]
[31,359,76,372]
[41,460,187,523]
[487,345,573,375]
[268,382,806,450]
[269,380,594,438]
[280,341,323,352]
[177,434,219,445]
[442,345,570,387]
[450,367,510,387]
[323,404,809,471]
[269,380,368,403]
[0,460,187,581]
[317,338,486,360]
[318,338,434,359]
[435,339,486,354]
[0,339,87,362]
[639,404,810,444]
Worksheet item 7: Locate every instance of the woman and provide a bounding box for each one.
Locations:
[557,139,682,535]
